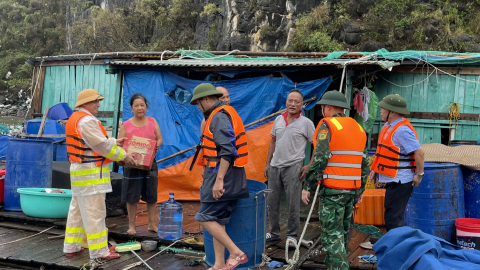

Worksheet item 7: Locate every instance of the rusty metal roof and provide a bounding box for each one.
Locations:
[108,58,398,69]
[26,51,367,64]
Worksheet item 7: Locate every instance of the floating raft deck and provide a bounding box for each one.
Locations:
[0,201,380,269]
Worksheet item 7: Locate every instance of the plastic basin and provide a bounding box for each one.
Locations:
[17,188,72,218]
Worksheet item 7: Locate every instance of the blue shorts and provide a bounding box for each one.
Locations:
[194,200,238,225]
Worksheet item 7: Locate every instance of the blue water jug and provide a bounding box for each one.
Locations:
[158,193,183,240]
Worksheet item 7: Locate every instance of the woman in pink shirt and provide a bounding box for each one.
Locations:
[119,93,163,235]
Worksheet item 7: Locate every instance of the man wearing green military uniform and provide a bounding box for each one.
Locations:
[302,91,369,270]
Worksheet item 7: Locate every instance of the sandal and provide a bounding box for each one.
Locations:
[358,254,377,264]
[99,251,121,261]
[359,241,373,250]
[66,248,84,258]
[220,253,248,270]
[266,233,281,242]
[287,237,297,249]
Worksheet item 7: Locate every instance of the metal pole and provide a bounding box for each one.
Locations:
[130,250,154,270]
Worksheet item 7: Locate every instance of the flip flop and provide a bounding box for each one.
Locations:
[287,237,297,249]
[66,248,84,258]
[267,260,284,268]
[99,251,121,261]
[359,241,373,250]
[266,233,281,242]
[358,254,377,264]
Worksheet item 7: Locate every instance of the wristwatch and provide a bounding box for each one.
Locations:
[417,172,425,178]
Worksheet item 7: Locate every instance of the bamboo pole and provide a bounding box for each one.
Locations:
[156,95,318,164]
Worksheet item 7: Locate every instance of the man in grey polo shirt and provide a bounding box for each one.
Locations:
[264,89,315,247]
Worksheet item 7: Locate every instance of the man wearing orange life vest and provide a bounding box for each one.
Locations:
[190,83,249,270]
[63,89,135,261]
[302,90,369,270]
[370,94,424,232]
[200,86,231,134]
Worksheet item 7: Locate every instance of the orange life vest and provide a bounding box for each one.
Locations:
[313,117,367,190]
[199,105,248,168]
[370,118,418,178]
[66,111,113,166]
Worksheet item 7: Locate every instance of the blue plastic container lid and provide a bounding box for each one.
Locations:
[424,162,460,169]
[47,103,73,120]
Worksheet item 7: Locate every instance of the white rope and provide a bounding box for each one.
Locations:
[285,183,321,270]
[0,226,54,246]
[160,50,174,61]
[248,253,272,269]
[379,68,437,88]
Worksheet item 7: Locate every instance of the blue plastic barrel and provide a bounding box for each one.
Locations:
[462,167,480,219]
[54,141,67,161]
[204,180,267,270]
[25,119,65,135]
[406,163,465,242]
[47,103,73,120]
[4,139,53,211]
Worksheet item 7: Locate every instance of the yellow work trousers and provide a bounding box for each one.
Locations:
[63,193,109,259]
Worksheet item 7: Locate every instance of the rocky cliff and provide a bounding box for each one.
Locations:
[66,0,480,53]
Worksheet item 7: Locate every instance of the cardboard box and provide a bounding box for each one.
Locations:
[123,135,157,171]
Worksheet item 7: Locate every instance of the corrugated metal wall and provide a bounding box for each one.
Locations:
[41,65,121,128]
[373,72,480,144]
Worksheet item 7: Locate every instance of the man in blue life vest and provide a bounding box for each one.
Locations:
[370,94,425,232]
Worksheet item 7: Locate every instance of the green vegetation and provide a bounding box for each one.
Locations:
[292,4,343,52]
[0,0,66,91]
[70,0,200,52]
[364,0,480,51]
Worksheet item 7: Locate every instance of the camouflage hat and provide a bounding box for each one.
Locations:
[316,90,350,109]
[190,83,223,105]
[378,94,410,115]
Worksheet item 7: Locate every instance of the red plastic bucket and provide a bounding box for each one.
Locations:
[0,169,5,203]
[456,218,480,250]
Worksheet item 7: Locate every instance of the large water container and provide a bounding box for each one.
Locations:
[406,162,465,242]
[158,193,183,240]
[204,180,267,270]
[4,139,53,211]
[462,167,480,219]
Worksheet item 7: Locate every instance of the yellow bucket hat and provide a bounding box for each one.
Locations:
[75,89,104,108]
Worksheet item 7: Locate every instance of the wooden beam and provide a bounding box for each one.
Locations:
[112,70,123,138]
[32,111,122,118]
[407,111,480,121]
[28,66,46,119]
[35,60,106,67]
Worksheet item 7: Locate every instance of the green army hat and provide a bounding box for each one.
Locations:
[190,83,223,105]
[316,90,350,109]
[378,94,410,115]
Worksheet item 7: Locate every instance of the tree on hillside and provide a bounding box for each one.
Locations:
[0,0,66,91]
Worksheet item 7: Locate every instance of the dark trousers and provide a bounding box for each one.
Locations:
[384,181,413,232]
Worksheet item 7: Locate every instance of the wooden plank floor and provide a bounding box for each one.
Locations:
[0,200,382,269]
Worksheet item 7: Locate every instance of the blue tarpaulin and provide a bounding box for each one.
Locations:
[122,70,331,170]
[373,227,480,270]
